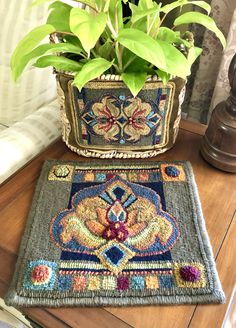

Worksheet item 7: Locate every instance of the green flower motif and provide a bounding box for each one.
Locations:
[54,165,70,178]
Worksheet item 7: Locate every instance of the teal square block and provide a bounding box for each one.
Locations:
[96,173,107,182]
[131,276,145,290]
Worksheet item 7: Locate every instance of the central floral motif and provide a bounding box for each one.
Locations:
[81,95,161,144]
[50,177,180,274]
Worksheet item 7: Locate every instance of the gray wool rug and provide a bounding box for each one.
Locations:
[5,160,225,307]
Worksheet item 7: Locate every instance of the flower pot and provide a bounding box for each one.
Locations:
[56,73,186,158]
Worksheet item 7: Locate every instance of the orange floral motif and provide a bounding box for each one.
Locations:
[50,177,180,257]
[81,95,161,144]
[31,265,51,285]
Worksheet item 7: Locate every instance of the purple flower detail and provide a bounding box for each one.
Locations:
[165,165,180,177]
[102,222,129,242]
[180,266,201,282]
[117,276,129,290]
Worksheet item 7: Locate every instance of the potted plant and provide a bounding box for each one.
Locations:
[11,0,226,158]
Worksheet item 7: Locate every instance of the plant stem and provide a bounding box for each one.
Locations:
[147,15,150,34]
[159,13,167,27]
[56,31,75,36]
[79,52,87,59]
[155,12,168,37]
[91,49,99,58]
[107,15,118,38]
[147,11,159,36]
[113,63,120,72]
[123,55,136,71]
[115,42,123,72]
[115,9,119,34]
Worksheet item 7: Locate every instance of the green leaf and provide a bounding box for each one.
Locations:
[80,0,97,10]
[98,40,114,59]
[187,46,202,66]
[108,0,123,30]
[123,49,150,71]
[157,27,179,43]
[130,1,160,37]
[122,52,149,96]
[11,24,56,81]
[63,35,83,48]
[157,27,191,47]
[47,1,72,32]
[70,8,106,54]
[189,1,211,15]
[174,12,226,48]
[30,42,82,59]
[103,0,111,12]
[129,3,159,24]
[95,0,104,11]
[117,28,167,71]
[158,40,191,78]
[161,0,185,14]
[148,8,161,38]
[34,55,83,71]
[13,43,82,81]
[161,0,211,15]
[122,71,147,97]
[156,69,171,85]
[138,0,154,10]
[73,58,113,91]
[132,17,148,33]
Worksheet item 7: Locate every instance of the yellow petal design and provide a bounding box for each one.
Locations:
[127,216,173,250]
[60,215,104,249]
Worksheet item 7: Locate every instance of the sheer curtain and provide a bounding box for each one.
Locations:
[182,0,236,123]
[209,8,236,119]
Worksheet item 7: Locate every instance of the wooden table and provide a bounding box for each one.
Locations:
[0,120,235,328]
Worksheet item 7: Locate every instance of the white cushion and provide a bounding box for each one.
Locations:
[0,0,56,126]
[0,101,61,184]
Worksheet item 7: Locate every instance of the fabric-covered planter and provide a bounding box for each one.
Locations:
[56,73,186,158]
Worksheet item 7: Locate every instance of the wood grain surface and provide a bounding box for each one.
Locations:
[0,120,235,328]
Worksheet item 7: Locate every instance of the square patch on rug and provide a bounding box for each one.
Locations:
[5,160,225,307]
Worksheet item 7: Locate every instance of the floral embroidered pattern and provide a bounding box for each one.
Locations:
[48,165,74,182]
[50,177,180,275]
[23,260,57,290]
[51,177,180,255]
[81,95,161,144]
[161,164,186,182]
[16,161,217,306]
[180,265,201,282]
[31,265,51,285]
[174,263,206,288]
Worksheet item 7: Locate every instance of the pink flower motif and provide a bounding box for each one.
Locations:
[31,265,51,284]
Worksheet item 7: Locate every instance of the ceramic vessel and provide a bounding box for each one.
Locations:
[201,54,236,172]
